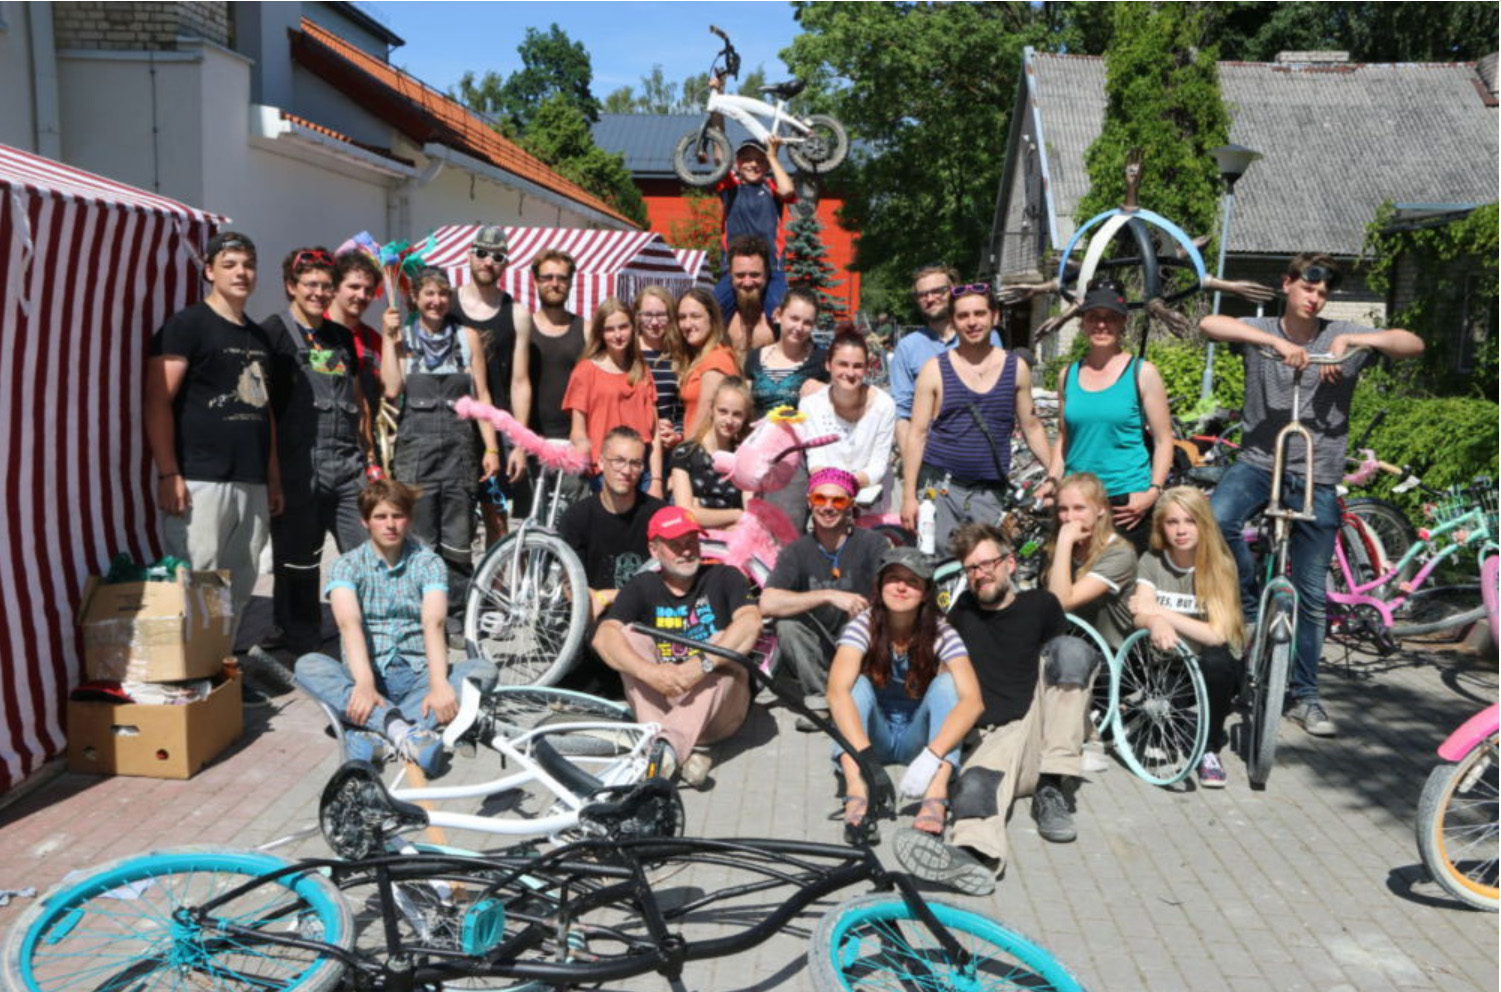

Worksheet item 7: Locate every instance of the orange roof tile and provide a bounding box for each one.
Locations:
[279,110,417,167]
[294,18,638,228]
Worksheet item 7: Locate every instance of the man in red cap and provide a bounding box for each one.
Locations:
[592,506,762,787]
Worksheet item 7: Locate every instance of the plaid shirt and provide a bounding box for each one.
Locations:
[325,539,447,673]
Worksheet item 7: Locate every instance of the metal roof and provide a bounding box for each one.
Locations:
[593,114,761,178]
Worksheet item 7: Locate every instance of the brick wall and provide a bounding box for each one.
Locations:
[53,1,230,51]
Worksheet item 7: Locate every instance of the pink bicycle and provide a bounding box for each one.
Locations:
[1417,702,1499,911]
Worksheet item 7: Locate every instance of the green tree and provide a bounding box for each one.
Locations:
[493,24,600,131]
[519,95,648,225]
[737,66,768,97]
[784,212,844,320]
[669,190,724,277]
[603,86,637,114]
[1202,1,1498,62]
[453,70,509,127]
[1075,3,1230,261]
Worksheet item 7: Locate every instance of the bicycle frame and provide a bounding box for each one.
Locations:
[702,91,814,149]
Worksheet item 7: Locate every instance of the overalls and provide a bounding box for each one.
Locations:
[271,316,367,653]
[395,323,479,615]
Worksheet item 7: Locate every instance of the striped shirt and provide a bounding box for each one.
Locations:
[838,610,969,717]
[643,348,683,432]
[325,540,448,673]
[923,351,1017,482]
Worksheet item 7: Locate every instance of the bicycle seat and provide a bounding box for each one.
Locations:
[760,79,806,100]
[578,777,686,842]
[319,760,431,859]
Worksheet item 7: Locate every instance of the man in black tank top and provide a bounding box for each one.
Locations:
[451,226,532,542]
[510,248,587,518]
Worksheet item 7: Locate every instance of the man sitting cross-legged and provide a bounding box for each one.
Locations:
[296,479,498,776]
[893,523,1096,895]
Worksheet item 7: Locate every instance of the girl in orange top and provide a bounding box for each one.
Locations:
[676,287,741,440]
[562,297,663,497]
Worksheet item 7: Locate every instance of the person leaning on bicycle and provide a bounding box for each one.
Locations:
[1201,253,1424,738]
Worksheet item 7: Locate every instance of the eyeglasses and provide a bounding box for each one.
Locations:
[1294,265,1341,291]
[914,285,952,300]
[292,249,334,271]
[962,553,1010,577]
[950,283,990,299]
[639,311,670,323]
[471,248,507,263]
[536,273,572,284]
[808,493,853,510]
[602,456,646,472]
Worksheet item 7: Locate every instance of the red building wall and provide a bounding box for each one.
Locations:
[637,178,862,316]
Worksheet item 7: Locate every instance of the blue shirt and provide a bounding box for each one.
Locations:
[325,539,448,673]
[890,326,1003,420]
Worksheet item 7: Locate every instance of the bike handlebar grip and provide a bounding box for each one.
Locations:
[710,24,728,38]
[1378,460,1403,475]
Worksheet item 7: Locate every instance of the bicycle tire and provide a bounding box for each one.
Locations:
[1111,630,1209,787]
[786,114,850,174]
[1246,594,1293,789]
[3,847,353,992]
[808,892,1085,992]
[466,532,590,686]
[1415,735,1499,912]
[485,686,635,758]
[1344,497,1419,586]
[672,128,732,187]
[1391,585,1486,639]
[1061,614,1116,740]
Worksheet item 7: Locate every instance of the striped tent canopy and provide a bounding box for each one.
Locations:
[0,142,222,792]
[674,248,717,291]
[425,225,700,318]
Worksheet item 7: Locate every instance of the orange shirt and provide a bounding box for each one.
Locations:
[561,359,658,464]
[679,345,741,432]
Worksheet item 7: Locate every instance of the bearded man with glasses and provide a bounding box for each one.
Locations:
[760,468,890,727]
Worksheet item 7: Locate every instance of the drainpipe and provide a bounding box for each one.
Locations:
[388,157,445,241]
[28,4,61,158]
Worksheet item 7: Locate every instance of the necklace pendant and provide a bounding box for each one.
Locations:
[831,567,840,579]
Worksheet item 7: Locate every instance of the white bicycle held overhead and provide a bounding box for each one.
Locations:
[673,25,850,187]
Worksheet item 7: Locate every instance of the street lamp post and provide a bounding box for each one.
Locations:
[1200,144,1262,402]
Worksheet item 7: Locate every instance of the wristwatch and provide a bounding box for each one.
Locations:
[698,654,714,674]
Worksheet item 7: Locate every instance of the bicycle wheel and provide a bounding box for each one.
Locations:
[466,532,589,686]
[672,127,732,187]
[1391,585,1486,639]
[3,847,352,992]
[1345,497,1419,587]
[1111,631,1209,787]
[485,686,635,757]
[1246,592,1293,789]
[809,892,1085,992]
[1415,735,1499,912]
[786,114,850,174]
[1060,614,1115,740]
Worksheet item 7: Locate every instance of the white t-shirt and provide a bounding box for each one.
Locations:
[800,384,897,513]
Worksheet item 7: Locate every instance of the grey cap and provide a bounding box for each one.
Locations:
[878,546,935,582]
[472,225,509,252]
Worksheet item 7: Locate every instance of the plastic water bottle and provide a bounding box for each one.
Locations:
[917,497,937,555]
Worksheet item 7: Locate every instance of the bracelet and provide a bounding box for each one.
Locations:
[1147,483,1163,493]
[485,448,500,455]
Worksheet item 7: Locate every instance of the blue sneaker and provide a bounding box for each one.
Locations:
[1196,752,1228,788]
[399,729,447,777]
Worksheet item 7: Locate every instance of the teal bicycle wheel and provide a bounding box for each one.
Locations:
[809,893,1085,991]
[1111,630,1209,787]
[3,847,353,992]
[1063,614,1116,739]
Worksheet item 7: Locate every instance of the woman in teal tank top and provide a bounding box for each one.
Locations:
[1046,286,1174,552]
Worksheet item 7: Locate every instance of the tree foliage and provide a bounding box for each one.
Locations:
[669,190,724,276]
[784,212,844,321]
[1075,3,1230,256]
[1202,1,1498,62]
[518,96,647,225]
[601,65,728,115]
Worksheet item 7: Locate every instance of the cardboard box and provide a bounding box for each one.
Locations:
[79,570,233,682]
[67,676,243,779]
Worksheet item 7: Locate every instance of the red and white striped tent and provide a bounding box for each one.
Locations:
[425,225,701,318]
[0,142,222,791]
[674,248,717,291]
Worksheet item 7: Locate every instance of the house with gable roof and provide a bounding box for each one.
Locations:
[986,47,1498,357]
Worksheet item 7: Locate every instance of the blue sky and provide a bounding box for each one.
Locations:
[361,2,804,100]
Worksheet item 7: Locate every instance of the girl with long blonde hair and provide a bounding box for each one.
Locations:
[669,377,753,528]
[1130,486,1245,787]
[1047,472,1138,649]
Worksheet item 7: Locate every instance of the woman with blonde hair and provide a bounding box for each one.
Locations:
[670,377,753,528]
[1130,486,1245,787]
[675,287,740,439]
[1047,472,1138,649]
[562,297,662,494]
[634,285,685,452]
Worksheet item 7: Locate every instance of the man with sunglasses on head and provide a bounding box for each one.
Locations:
[1203,254,1423,738]
[261,247,378,664]
[760,468,889,725]
[509,249,587,515]
[451,227,532,541]
[902,284,1052,552]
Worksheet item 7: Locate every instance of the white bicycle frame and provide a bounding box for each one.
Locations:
[705,91,815,149]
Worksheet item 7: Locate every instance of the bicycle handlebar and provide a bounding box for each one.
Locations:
[1254,345,1370,365]
[709,24,728,39]
[452,397,592,476]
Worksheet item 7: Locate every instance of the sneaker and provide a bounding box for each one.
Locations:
[398,729,448,777]
[344,729,385,764]
[1290,700,1337,738]
[892,828,997,896]
[650,740,679,781]
[240,681,273,710]
[680,752,713,789]
[1196,752,1228,788]
[1032,783,1076,843]
[445,617,466,650]
[1080,743,1111,774]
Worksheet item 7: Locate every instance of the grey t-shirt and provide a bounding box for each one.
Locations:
[1136,552,1209,654]
[1070,538,1137,649]
[1237,317,1380,486]
[764,526,887,634]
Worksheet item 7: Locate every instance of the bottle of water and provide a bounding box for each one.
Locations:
[917,496,937,555]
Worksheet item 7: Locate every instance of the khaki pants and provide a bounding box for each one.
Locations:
[949,636,1095,864]
[621,628,750,760]
[162,480,269,642]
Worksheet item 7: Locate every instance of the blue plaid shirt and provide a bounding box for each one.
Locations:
[325,540,447,673]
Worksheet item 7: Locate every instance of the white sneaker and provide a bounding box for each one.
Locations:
[680,753,713,788]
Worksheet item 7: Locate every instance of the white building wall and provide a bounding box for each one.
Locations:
[0,2,39,152]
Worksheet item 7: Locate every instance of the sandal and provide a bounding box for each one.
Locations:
[841,795,878,847]
[913,797,949,836]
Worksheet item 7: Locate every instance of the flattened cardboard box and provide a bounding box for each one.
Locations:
[67,675,243,779]
[79,569,233,682]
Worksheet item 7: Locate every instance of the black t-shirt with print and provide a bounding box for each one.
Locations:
[606,564,754,663]
[149,301,274,484]
[559,494,667,590]
[947,588,1066,728]
[670,442,742,510]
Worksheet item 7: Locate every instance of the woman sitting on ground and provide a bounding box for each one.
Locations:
[1131,486,1246,788]
[827,547,984,844]
[1047,472,1138,650]
[669,377,753,528]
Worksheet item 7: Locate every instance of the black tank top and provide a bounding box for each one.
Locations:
[530,315,584,439]
[451,291,517,412]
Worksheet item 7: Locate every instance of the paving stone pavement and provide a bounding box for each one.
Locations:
[0,603,1495,991]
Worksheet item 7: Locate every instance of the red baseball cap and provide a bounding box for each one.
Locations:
[648,506,704,542]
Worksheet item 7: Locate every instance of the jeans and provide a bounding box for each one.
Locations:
[831,672,961,768]
[295,652,498,734]
[1210,460,1339,702]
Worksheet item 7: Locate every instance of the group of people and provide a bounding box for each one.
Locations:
[146,163,1421,892]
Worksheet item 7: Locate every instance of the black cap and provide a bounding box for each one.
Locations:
[1081,285,1128,316]
[206,231,256,263]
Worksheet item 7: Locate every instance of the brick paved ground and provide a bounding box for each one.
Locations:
[0,593,1495,991]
